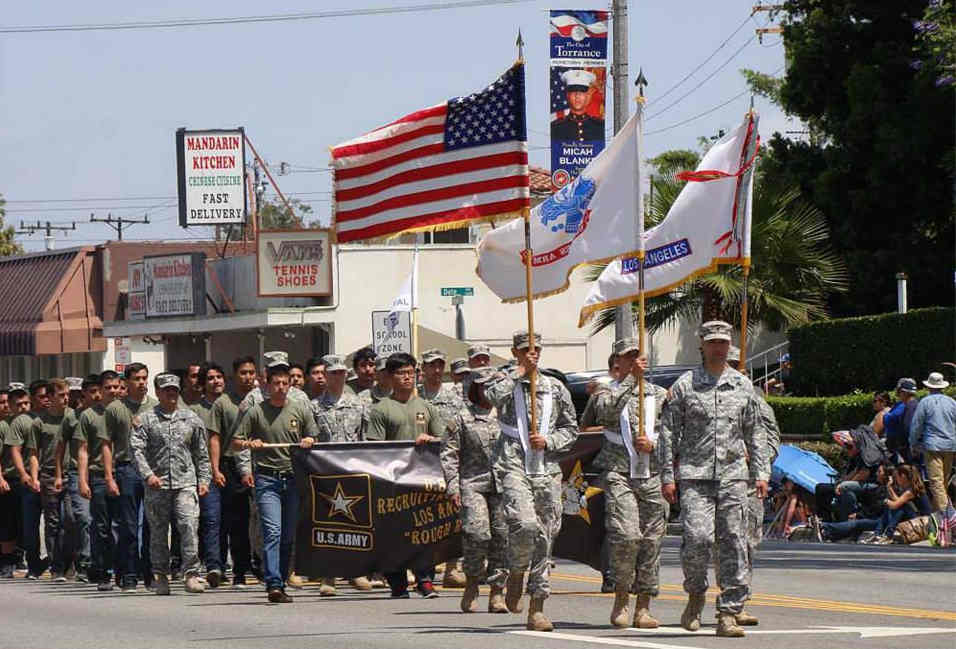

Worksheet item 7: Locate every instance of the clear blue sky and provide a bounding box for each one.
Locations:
[1,1,789,252]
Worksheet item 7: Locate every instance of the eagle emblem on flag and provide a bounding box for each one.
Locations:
[540,177,595,234]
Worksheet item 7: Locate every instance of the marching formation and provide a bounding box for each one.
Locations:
[0,319,778,637]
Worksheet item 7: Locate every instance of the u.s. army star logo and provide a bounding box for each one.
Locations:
[561,460,602,524]
[320,482,365,523]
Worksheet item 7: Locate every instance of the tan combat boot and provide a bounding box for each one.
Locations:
[287,572,306,589]
[526,597,553,632]
[610,586,631,627]
[505,571,525,613]
[680,592,706,631]
[350,576,372,591]
[184,574,206,594]
[716,612,746,637]
[459,576,480,612]
[735,608,758,626]
[319,576,337,596]
[443,562,467,588]
[633,594,660,628]
[153,573,170,596]
[488,584,509,613]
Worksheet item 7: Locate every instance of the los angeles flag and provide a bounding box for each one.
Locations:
[476,103,644,302]
[578,113,760,326]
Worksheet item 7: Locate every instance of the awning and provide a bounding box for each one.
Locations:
[0,247,105,356]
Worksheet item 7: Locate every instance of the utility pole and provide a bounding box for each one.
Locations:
[612,0,634,341]
[17,220,76,251]
[752,3,784,42]
[89,212,150,241]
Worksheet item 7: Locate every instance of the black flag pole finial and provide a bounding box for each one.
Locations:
[516,28,525,63]
[635,67,649,98]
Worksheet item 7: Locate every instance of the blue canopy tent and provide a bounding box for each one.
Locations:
[771,445,839,492]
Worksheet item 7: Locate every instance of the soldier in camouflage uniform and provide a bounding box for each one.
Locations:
[592,338,670,628]
[725,345,780,627]
[449,358,470,401]
[310,354,371,594]
[484,331,579,632]
[661,321,770,638]
[357,356,391,409]
[131,373,211,595]
[440,366,509,614]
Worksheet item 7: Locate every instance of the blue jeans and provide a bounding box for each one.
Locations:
[16,479,44,575]
[822,518,877,541]
[40,477,68,575]
[66,471,92,571]
[114,464,144,585]
[876,506,914,536]
[254,473,298,591]
[90,474,118,582]
[199,483,222,573]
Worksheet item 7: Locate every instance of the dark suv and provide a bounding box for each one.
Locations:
[563,365,696,420]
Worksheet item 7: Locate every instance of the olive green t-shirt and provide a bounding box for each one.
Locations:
[102,396,158,466]
[60,408,83,472]
[81,405,109,475]
[188,398,216,431]
[209,392,244,458]
[232,399,318,473]
[0,419,19,480]
[10,412,39,469]
[367,396,443,442]
[29,409,76,477]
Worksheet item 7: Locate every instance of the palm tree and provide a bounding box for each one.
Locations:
[586,153,849,336]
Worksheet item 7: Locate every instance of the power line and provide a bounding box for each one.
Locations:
[0,0,534,34]
[647,12,756,108]
[646,35,756,121]
[644,65,784,136]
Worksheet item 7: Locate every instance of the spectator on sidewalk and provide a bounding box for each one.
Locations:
[884,378,919,463]
[815,428,887,522]
[909,372,956,511]
[863,464,933,544]
[870,392,892,436]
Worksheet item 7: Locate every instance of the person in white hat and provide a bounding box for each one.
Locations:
[551,68,604,142]
[910,371,956,511]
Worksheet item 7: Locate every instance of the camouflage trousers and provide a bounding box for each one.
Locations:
[501,471,562,599]
[679,479,749,614]
[460,486,509,588]
[143,488,200,577]
[599,471,668,596]
[712,487,763,596]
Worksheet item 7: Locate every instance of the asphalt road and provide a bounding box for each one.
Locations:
[2,538,954,649]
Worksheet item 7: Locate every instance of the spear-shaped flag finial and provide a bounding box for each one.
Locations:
[635,67,649,98]
[516,28,525,63]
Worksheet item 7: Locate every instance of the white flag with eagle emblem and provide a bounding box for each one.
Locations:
[476,104,643,303]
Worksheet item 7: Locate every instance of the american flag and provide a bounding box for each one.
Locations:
[332,63,529,243]
[550,67,570,121]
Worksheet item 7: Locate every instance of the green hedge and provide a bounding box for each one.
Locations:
[767,386,956,439]
[794,441,847,475]
[788,307,955,396]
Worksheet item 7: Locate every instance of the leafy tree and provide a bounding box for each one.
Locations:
[258,196,314,230]
[0,194,24,256]
[587,151,849,336]
[758,0,955,316]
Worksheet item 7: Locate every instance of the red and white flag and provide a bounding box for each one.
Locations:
[331,62,529,243]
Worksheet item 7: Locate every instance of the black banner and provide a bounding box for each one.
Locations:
[293,434,607,578]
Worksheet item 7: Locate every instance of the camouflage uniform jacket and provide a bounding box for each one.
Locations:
[440,402,500,498]
[485,369,578,476]
[131,405,211,489]
[421,382,464,434]
[357,385,391,409]
[662,366,769,484]
[311,391,367,442]
[591,375,670,476]
[238,384,310,414]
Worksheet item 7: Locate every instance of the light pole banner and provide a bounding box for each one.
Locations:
[549,10,608,191]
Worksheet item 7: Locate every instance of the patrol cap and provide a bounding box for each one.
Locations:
[7,382,25,392]
[728,345,741,362]
[375,356,388,372]
[561,68,596,92]
[322,354,348,373]
[512,330,542,350]
[895,377,918,394]
[154,373,181,391]
[699,320,733,342]
[612,337,639,356]
[263,350,290,369]
[467,343,491,360]
[421,348,446,364]
[450,358,469,375]
[66,377,84,392]
[470,366,497,385]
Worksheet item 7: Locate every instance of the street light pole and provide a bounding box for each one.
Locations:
[612,0,634,341]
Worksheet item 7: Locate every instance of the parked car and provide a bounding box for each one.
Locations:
[563,365,695,418]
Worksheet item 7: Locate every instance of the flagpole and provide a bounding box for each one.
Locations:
[516,29,539,440]
[411,241,420,361]
[737,101,758,373]
[635,73,647,439]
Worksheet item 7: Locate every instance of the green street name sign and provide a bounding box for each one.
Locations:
[440,287,474,297]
